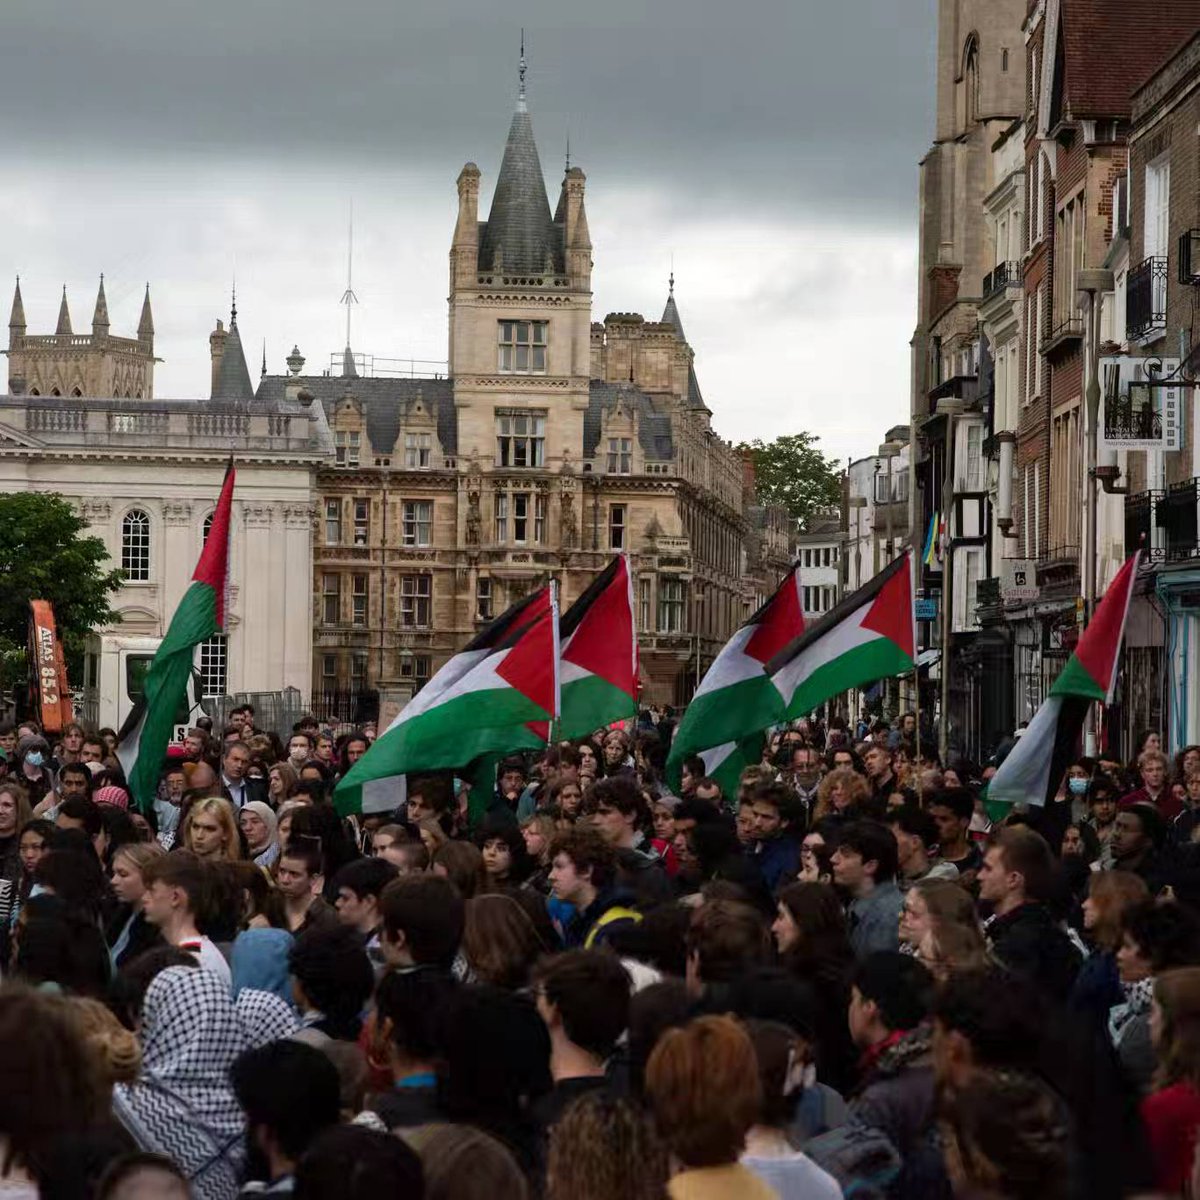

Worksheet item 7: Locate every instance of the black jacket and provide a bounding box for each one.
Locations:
[985,902,1081,1002]
[104,906,163,970]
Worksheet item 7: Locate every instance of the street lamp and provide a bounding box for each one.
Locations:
[937,397,968,763]
[1076,267,1115,756]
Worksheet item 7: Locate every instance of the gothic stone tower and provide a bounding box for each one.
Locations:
[6,278,157,398]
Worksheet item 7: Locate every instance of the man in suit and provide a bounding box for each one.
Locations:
[221,742,265,810]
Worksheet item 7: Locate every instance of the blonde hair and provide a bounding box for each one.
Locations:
[62,996,141,1086]
[181,796,243,861]
[113,841,166,878]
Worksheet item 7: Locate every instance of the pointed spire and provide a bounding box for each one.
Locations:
[211,293,254,403]
[8,278,25,332]
[662,272,686,342]
[479,42,560,275]
[342,346,358,379]
[138,284,154,340]
[518,29,527,113]
[92,275,110,335]
[56,287,72,336]
[261,339,267,379]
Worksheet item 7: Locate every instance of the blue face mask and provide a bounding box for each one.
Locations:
[25,752,43,769]
[1068,776,1089,796]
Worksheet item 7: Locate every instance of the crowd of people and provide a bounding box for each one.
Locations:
[1,704,1200,1198]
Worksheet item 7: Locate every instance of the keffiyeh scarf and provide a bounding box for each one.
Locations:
[114,966,248,1200]
[237,988,300,1049]
[1108,975,1154,1046]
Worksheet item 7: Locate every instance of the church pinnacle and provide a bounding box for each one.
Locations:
[56,287,72,336]
[8,278,25,332]
[138,284,154,341]
[92,276,110,335]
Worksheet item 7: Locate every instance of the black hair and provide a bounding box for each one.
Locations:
[681,754,706,780]
[887,804,939,849]
[57,762,93,795]
[1122,802,1167,850]
[111,946,199,1030]
[56,796,103,839]
[281,838,325,878]
[294,1124,424,1200]
[933,968,1044,1073]
[474,816,533,882]
[851,951,933,1032]
[13,894,110,997]
[834,820,900,882]
[34,846,108,919]
[288,924,375,1041]
[329,856,398,902]
[379,873,465,968]
[374,966,456,1062]
[927,787,974,822]
[1123,899,1200,972]
[532,949,631,1061]
[746,780,802,826]
[231,1040,341,1161]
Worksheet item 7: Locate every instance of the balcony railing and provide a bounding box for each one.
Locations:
[1042,314,1084,351]
[1127,256,1168,341]
[1162,478,1200,561]
[1125,489,1166,561]
[982,261,1021,299]
[927,374,979,408]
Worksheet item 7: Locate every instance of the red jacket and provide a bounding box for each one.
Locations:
[1142,1080,1200,1192]
[1119,786,1183,822]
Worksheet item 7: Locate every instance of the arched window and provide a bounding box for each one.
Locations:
[71,387,82,397]
[121,509,151,581]
[50,388,61,397]
[28,388,39,397]
[964,35,980,125]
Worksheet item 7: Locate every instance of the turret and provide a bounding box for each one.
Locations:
[56,287,72,336]
[452,163,481,288]
[210,319,227,394]
[92,276,110,337]
[564,167,591,285]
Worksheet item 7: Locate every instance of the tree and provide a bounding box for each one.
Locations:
[0,493,124,686]
[737,433,842,527]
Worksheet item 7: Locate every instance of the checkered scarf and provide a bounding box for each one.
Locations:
[236,988,299,1049]
[114,966,248,1200]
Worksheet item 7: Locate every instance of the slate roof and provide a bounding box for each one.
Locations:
[254,375,456,456]
[211,318,255,404]
[585,381,675,460]
[478,107,563,275]
[1060,0,1200,118]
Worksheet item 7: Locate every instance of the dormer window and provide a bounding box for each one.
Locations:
[335,430,360,468]
[405,433,432,469]
[498,321,547,373]
[607,437,632,475]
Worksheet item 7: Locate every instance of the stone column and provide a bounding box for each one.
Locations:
[242,503,275,691]
[283,504,315,702]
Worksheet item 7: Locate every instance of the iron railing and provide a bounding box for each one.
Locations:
[1125,489,1166,561]
[1162,478,1200,561]
[982,261,1021,299]
[1127,256,1168,341]
[1105,394,1163,442]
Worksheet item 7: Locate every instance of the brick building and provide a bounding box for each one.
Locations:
[270,67,793,717]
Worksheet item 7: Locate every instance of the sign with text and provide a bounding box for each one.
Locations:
[1099,356,1181,452]
[914,597,938,621]
[1001,559,1039,603]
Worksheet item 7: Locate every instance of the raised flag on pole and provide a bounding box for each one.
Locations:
[767,551,916,721]
[123,462,235,813]
[988,552,1140,807]
[334,586,560,816]
[666,564,804,795]
[551,555,638,741]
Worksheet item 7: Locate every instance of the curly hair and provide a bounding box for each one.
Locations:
[546,1093,668,1200]
[61,995,142,1087]
[812,767,869,822]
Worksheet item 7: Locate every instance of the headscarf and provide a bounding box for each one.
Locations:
[236,988,300,1048]
[94,785,131,810]
[241,800,279,868]
[113,966,247,1200]
[230,927,295,1005]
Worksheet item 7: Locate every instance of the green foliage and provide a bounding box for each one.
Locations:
[737,433,842,527]
[0,493,124,686]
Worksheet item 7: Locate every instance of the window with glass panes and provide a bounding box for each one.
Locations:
[353,499,369,545]
[405,433,432,469]
[197,635,227,699]
[321,654,337,688]
[322,574,340,624]
[609,504,626,550]
[351,574,368,626]
[494,491,545,544]
[639,577,651,630]
[658,578,686,632]
[399,654,432,692]
[497,321,547,372]
[476,576,493,621]
[121,510,151,581]
[606,438,632,474]
[351,652,368,688]
[335,430,360,468]
[495,410,546,467]
[324,500,341,545]
[402,501,433,546]
[400,575,432,627]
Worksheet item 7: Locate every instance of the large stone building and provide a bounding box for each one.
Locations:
[3,290,322,723]
[267,67,793,712]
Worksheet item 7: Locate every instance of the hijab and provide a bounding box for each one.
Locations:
[230,927,295,1006]
[113,966,247,1200]
[241,800,279,868]
[236,989,300,1048]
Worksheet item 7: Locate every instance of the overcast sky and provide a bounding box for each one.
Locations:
[0,0,935,465]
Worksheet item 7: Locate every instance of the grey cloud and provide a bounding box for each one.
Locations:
[0,0,934,218]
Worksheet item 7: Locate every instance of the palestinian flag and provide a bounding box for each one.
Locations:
[552,556,637,741]
[989,552,1140,807]
[767,552,915,720]
[124,462,235,813]
[666,564,803,795]
[334,586,560,816]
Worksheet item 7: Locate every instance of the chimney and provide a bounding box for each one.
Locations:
[209,319,227,394]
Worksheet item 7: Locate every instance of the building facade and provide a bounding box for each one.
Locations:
[277,75,793,715]
[3,298,322,707]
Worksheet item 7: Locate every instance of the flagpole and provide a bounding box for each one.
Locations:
[909,549,923,804]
